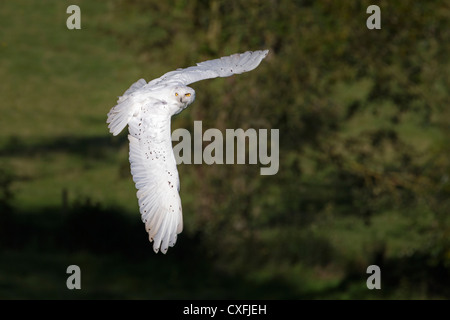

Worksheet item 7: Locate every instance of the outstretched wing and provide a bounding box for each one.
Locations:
[128,110,183,254]
[106,78,147,136]
[107,50,268,136]
[146,50,269,87]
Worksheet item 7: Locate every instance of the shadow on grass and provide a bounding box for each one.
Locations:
[0,135,128,159]
[2,201,449,299]
[307,248,450,299]
[0,198,302,299]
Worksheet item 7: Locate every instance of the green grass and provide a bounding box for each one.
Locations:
[0,0,140,213]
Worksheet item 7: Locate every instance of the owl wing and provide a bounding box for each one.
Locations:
[128,110,183,254]
[146,50,269,87]
[107,78,147,136]
[107,50,268,136]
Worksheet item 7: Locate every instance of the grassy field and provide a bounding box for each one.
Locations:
[0,0,449,299]
[0,0,138,212]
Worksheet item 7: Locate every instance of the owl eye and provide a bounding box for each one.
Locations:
[175,93,178,97]
[185,93,191,97]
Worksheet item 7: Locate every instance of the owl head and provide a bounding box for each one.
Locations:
[171,86,196,115]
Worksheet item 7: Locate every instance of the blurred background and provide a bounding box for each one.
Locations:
[0,0,449,299]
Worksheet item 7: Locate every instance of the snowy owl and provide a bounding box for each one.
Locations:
[107,50,269,253]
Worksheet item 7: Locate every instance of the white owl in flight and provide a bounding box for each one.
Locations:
[107,50,269,253]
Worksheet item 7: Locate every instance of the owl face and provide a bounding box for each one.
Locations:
[171,86,196,114]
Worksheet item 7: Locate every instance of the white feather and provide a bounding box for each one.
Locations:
[128,112,183,254]
[107,78,147,136]
[147,50,269,87]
